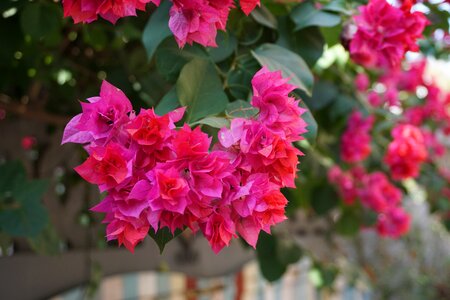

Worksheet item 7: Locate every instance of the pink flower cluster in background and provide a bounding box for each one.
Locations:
[329,166,410,238]
[62,67,307,253]
[62,0,260,47]
[349,0,428,69]
[340,111,375,164]
[384,124,428,180]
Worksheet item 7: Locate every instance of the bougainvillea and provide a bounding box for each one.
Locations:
[349,0,428,69]
[340,111,374,164]
[62,0,260,47]
[62,67,307,253]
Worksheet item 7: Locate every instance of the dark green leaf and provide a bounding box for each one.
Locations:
[226,54,260,100]
[336,209,361,236]
[304,80,338,111]
[256,232,287,282]
[225,100,258,118]
[298,101,318,145]
[251,43,314,95]
[155,38,207,82]
[311,185,338,215]
[276,237,302,265]
[277,18,325,67]
[207,31,237,63]
[148,227,184,254]
[251,6,278,29]
[191,116,230,128]
[155,87,180,115]
[20,3,62,40]
[142,1,172,60]
[176,58,229,122]
[290,2,341,31]
[322,0,350,14]
[0,161,26,196]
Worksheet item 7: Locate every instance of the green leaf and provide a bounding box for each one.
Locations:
[298,101,318,145]
[322,0,350,14]
[276,237,302,265]
[304,80,338,111]
[155,38,208,82]
[20,3,62,40]
[0,161,26,196]
[176,58,229,122]
[191,116,230,128]
[290,2,341,31]
[142,1,172,61]
[251,6,278,29]
[0,180,49,237]
[276,18,325,67]
[28,225,62,255]
[251,43,314,95]
[148,227,184,254]
[336,209,361,236]
[256,232,287,282]
[226,54,260,100]
[206,31,237,63]
[310,185,338,215]
[225,100,259,118]
[155,87,180,116]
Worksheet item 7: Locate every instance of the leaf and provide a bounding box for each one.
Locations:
[226,54,260,100]
[155,87,180,115]
[148,227,184,254]
[225,100,259,118]
[322,0,350,14]
[298,101,318,146]
[206,31,237,63]
[28,225,62,255]
[276,20,325,68]
[290,2,341,31]
[191,116,230,128]
[0,180,49,237]
[176,58,229,122]
[336,209,361,236]
[0,161,26,196]
[155,38,208,82]
[304,80,338,111]
[276,237,302,266]
[251,43,314,95]
[20,2,62,40]
[256,232,287,282]
[310,185,338,215]
[142,1,172,61]
[251,6,278,29]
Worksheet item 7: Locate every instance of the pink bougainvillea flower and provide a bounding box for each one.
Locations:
[359,172,402,212]
[349,0,428,69]
[63,0,157,24]
[75,143,132,190]
[62,81,132,145]
[384,124,428,180]
[21,136,37,150]
[355,73,370,91]
[340,111,374,163]
[168,0,233,47]
[376,206,410,238]
[251,67,307,142]
[328,166,359,205]
[239,0,260,15]
[63,66,308,253]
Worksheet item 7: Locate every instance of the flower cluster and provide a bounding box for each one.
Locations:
[384,124,428,180]
[340,111,375,164]
[62,0,260,47]
[349,0,428,69]
[62,67,307,253]
[329,166,410,238]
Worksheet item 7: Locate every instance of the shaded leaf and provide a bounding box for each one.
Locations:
[148,227,184,254]
[191,116,230,128]
[207,31,237,63]
[155,87,180,115]
[251,43,314,95]
[142,1,172,60]
[290,2,341,31]
[176,58,229,122]
[225,100,258,118]
[251,6,278,29]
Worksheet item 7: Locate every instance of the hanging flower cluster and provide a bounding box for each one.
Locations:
[349,0,428,69]
[340,111,375,164]
[62,0,260,47]
[329,166,410,238]
[62,67,307,253]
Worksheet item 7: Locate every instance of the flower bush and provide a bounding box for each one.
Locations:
[0,0,449,290]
